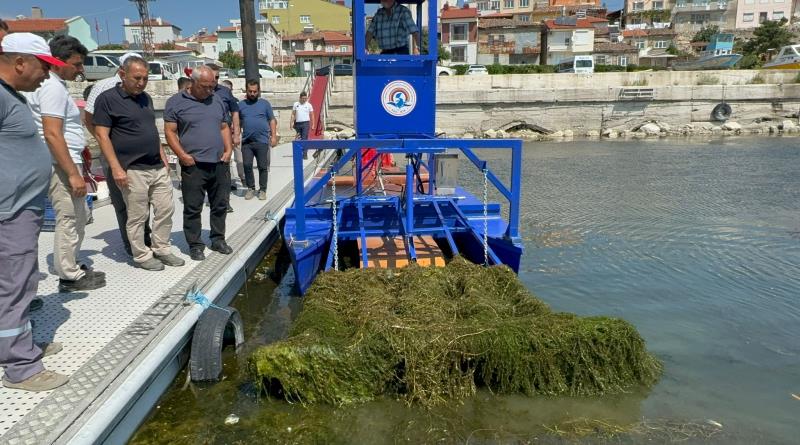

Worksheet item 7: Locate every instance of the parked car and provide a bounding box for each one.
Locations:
[148,60,178,81]
[217,68,237,80]
[315,64,353,76]
[237,64,282,79]
[466,64,488,75]
[78,54,121,81]
[436,66,454,76]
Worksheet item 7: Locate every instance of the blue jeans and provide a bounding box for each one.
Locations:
[294,121,310,140]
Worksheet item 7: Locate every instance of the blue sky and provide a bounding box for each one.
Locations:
[2,1,624,44]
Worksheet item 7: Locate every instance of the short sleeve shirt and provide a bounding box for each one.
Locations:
[239,98,275,145]
[84,74,121,115]
[293,101,313,123]
[92,85,162,170]
[367,3,418,51]
[23,71,85,164]
[0,80,52,220]
[164,91,227,163]
[214,84,239,125]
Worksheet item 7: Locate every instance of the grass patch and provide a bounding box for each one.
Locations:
[249,258,662,407]
[696,74,720,85]
[747,73,766,84]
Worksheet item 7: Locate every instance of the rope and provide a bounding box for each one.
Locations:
[184,286,229,313]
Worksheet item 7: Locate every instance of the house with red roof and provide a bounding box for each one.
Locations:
[4,7,98,51]
[441,4,479,65]
[541,17,598,65]
[286,30,353,76]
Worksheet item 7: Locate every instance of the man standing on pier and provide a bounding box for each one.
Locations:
[93,55,185,271]
[25,35,106,293]
[164,65,234,261]
[0,33,69,391]
[238,79,277,200]
[83,52,152,258]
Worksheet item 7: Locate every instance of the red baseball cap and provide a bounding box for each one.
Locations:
[1,33,66,67]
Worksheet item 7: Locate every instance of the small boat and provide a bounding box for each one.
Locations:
[672,33,742,71]
[762,44,800,69]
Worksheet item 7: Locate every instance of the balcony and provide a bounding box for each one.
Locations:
[674,1,727,12]
[259,0,288,10]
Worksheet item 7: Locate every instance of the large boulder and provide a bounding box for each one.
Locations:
[483,129,497,139]
[639,123,662,136]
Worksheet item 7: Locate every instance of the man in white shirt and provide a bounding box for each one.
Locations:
[83,52,151,258]
[25,36,106,292]
[290,91,315,159]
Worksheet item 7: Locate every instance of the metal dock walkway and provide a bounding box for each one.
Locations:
[0,143,323,445]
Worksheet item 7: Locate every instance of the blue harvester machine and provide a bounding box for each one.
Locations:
[284,0,524,294]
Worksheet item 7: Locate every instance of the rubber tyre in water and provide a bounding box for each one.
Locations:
[189,306,244,382]
[712,103,732,122]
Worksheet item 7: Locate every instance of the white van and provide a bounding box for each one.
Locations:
[79,54,121,81]
[148,60,178,81]
[557,56,594,74]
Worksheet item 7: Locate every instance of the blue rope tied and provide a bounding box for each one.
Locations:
[184,286,229,312]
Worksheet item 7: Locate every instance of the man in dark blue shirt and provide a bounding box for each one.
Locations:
[238,79,277,200]
[164,66,233,261]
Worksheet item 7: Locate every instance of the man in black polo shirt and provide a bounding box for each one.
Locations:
[93,56,185,271]
[164,65,233,261]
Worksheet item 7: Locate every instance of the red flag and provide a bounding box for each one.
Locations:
[95,18,100,33]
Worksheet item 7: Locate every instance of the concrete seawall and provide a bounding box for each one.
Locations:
[70,69,800,141]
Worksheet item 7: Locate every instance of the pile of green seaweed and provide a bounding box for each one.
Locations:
[249,257,661,406]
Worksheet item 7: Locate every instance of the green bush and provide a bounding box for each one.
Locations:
[595,64,627,72]
[696,74,720,85]
[451,64,469,75]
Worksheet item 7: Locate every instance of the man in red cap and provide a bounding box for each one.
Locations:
[0,33,70,391]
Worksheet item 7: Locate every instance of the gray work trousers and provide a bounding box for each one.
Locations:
[0,210,45,383]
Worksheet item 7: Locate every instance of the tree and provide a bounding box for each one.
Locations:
[438,43,450,63]
[159,41,176,50]
[691,25,720,43]
[219,49,243,70]
[742,18,795,61]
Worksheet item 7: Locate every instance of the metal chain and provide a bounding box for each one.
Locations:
[482,168,489,267]
[331,168,339,271]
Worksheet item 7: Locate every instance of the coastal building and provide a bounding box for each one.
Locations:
[178,33,220,61]
[670,0,737,33]
[288,31,353,75]
[441,5,480,65]
[622,0,674,29]
[542,16,603,65]
[5,7,98,51]
[216,20,282,65]
[123,17,182,45]
[593,42,640,66]
[735,0,792,29]
[258,0,351,34]
[478,18,542,64]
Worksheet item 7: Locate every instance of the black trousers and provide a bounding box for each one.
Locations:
[102,161,150,252]
[294,121,310,140]
[241,141,270,191]
[180,162,230,249]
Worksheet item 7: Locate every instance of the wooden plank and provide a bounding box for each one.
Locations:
[358,235,445,269]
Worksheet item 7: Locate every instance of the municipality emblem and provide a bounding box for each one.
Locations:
[381,81,416,117]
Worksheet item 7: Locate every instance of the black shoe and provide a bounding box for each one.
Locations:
[80,264,105,280]
[209,240,233,255]
[227,204,234,213]
[190,248,206,261]
[30,298,43,312]
[59,274,106,293]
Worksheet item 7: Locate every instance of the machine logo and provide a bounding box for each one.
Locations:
[381,81,416,117]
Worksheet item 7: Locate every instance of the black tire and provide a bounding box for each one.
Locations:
[189,306,244,382]
[712,103,732,122]
[439,72,449,76]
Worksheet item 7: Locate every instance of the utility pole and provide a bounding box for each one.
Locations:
[130,0,156,59]
[240,0,259,81]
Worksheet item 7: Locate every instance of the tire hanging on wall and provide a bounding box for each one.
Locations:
[712,103,732,122]
[189,306,245,382]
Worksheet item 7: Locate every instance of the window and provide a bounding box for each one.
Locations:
[517,15,530,22]
[493,54,500,64]
[300,15,311,24]
[519,0,529,6]
[340,45,348,52]
[451,45,467,62]
[635,40,645,49]
[272,16,280,24]
[652,1,664,9]
[326,45,334,52]
[690,13,709,24]
[743,12,754,21]
[451,23,468,42]
[84,56,95,66]
[491,1,500,9]
[633,1,644,10]
[564,36,571,45]
[488,34,494,45]
[759,11,768,22]
[504,0,514,8]
[477,1,488,10]
[227,42,233,51]
[654,40,668,48]
[595,55,607,64]
[619,56,628,66]
[773,11,785,19]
